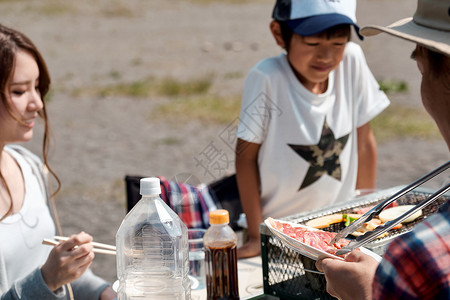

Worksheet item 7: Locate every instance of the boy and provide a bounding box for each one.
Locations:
[235,0,390,258]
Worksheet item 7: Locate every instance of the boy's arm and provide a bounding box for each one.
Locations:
[235,138,263,259]
[356,122,377,189]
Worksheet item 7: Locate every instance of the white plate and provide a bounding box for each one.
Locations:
[265,218,382,262]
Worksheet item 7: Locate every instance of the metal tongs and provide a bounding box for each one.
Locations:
[331,160,450,256]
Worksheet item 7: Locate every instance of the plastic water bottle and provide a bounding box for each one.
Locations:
[116,177,191,299]
[204,209,239,300]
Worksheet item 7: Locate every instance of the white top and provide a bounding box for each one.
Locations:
[0,145,109,299]
[0,146,55,282]
[237,42,390,219]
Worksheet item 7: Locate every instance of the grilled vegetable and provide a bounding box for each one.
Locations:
[305,214,344,228]
[379,205,422,223]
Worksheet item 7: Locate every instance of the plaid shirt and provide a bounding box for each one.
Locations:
[158,176,218,229]
[372,200,450,299]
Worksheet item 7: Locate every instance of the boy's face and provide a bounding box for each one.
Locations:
[287,34,347,93]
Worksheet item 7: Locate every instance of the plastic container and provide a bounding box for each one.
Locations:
[116,177,191,299]
[204,209,239,300]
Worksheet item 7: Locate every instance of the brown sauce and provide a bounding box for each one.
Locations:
[205,243,239,300]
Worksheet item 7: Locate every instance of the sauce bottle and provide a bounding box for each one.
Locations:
[204,209,239,300]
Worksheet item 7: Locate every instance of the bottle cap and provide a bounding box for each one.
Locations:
[140,177,161,195]
[209,209,230,224]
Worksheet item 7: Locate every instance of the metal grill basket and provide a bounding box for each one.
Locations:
[259,186,450,300]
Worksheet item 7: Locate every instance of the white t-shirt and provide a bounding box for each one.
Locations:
[0,146,55,283]
[0,145,109,299]
[237,42,390,219]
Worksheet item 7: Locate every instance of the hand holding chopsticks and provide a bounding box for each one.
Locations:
[43,236,116,255]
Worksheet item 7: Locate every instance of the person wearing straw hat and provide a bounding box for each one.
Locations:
[316,0,450,299]
[0,24,116,299]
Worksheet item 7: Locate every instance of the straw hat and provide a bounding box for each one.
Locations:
[360,0,450,56]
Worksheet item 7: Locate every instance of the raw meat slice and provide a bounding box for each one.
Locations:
[268,218,350,254]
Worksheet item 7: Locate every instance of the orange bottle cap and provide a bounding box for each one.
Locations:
[209,209,229,224]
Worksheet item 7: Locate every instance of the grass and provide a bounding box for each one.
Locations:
[224,71,244,80]
[156,137,183,145]
[370,79,440,142]
[108,71,122,79]
[151,95,241,124]
[378,79,408,94]
[158,77,211,97]
[153,97,440,143]
[72,74,438,142]
[371,105,441,143]
[28,2,77,16]
[73,76,213,99]
[44,90,54,103]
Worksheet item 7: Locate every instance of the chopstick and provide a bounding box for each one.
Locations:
[42,236,116,256]
[54,236,116,251]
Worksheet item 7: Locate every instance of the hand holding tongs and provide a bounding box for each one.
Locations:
[330,160,450,256]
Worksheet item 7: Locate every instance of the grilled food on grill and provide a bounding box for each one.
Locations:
[304,205,420,238]
[305,213,344,228]
[378,205,422,223]
[305,213,362,228]
[268,218,350,254]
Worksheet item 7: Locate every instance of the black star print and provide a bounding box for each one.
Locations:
[288,120,349,190]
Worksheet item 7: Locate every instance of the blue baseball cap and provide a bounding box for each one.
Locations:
[272,0,363,40]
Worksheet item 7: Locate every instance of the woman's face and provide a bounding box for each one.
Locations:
[0,50,43,147]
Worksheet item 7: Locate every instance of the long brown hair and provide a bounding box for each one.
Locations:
[0,24,60,221]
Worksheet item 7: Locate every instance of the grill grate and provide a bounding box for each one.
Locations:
[260,188,450,299]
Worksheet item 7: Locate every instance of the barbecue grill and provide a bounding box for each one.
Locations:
[259,186,450,300]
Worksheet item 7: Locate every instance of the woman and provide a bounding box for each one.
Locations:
[0,24,116,299]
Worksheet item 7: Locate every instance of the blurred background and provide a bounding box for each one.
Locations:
[1,0,448,283]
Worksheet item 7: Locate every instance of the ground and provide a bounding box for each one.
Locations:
[1,0,448,284]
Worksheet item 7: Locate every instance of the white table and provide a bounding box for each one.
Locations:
[191,256,264,300]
